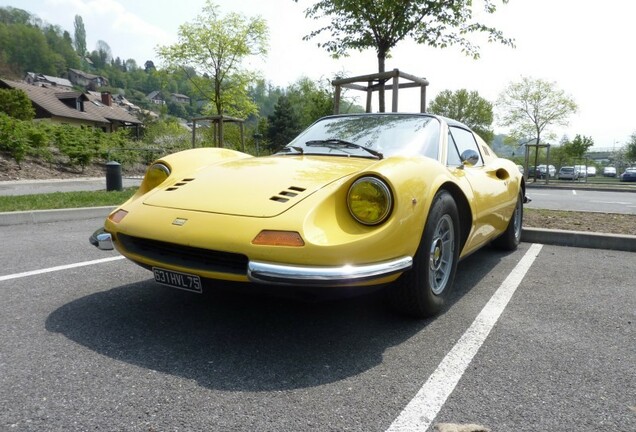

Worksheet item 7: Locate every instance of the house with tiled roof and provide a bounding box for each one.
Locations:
[171,93,190,104]
[67,68,109,90]
[25,72,73,89]
[147,90,165,105]
[0,78,142,134]
[146,91,191,105]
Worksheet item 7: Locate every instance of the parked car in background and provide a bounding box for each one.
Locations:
[574,165,587,178]
[586,166,596,177]
[603,166,617,177]
[558,166,578,180]
[528,164,556,179]
[620,167,636,182]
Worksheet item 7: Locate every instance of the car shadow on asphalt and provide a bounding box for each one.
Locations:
[44,246,516,392]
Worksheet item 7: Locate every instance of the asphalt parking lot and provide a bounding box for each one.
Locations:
[1,217,634,431]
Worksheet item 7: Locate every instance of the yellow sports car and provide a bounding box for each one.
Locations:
[91,113,526,318]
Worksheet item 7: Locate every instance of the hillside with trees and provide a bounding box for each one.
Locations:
[0,4,367,178]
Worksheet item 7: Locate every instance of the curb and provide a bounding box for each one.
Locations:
[521,227,636,252]
[0,206,115,226]
[1,207,634,253]
[526,183,636,193]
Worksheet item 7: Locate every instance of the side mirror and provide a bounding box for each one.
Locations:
[460,149,480,167]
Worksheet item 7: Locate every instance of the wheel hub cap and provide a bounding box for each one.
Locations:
[431,238,443,271]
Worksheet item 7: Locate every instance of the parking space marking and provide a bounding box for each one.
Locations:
[0,256,125,282]
[572,190,577,195]
[590,200,631,205]
[386,243,543,432]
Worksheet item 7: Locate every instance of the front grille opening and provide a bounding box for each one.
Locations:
[117,234,248,275]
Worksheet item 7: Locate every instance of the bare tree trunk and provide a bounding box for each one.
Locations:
[533,135,540,182]
[378,53,385,113]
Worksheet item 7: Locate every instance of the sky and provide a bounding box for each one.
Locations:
[2,0,635,150]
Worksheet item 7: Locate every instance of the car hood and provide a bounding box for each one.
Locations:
[142,156,374,217]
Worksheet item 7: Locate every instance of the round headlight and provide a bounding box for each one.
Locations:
[144,163,170,191]
[347,176,392,225]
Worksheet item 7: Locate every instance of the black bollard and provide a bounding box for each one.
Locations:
[105,161,123,191]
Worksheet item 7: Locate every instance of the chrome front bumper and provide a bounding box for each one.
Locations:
[89,228,114,250]
[247,256,413,286]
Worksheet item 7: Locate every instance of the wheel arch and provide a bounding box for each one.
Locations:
[436,182,472,252]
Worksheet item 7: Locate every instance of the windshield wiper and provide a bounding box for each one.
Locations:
[305,139,383,159]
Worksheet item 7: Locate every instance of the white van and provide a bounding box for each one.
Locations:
[603,166,617,177]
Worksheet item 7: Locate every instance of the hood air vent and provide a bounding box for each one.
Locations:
[270,186,307,203]
[165,178,195,192]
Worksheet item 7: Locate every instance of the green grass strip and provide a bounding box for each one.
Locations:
[0,188,137,212]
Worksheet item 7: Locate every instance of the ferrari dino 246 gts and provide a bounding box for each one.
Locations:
[91,113,526,318]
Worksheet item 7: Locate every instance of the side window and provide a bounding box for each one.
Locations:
[449,126,483,167]
[447,131,462,166]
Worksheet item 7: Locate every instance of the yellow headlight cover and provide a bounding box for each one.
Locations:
[347,176,392,225]
[144,163,170,191]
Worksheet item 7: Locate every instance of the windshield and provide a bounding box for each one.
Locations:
[280,114,441,159]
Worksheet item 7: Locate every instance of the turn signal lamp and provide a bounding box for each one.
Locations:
[252,230,305,247]
[108,209,128,223]
[347,176,392,225]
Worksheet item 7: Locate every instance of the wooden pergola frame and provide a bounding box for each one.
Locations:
[524,142,552,184]
[191,115,245,151]
[332,68,429,114]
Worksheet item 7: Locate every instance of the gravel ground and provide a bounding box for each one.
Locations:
[524,208,636,235]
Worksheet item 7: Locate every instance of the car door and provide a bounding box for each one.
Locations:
[447,126,515,248]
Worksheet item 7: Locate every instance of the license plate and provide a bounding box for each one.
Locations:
[153,267,202,293]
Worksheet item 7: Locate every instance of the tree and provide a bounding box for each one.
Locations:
[267,95,301,151]
[626,132,636,163]
[296,0,513,112]
[90,40,112,69]
[157,0,268,136]
[1,23,57,75]
[0,88,35,120]
[428,89,494,142]
[124,58,139,72]
[564,134,594,159]
[73,15,86,56]
[286,76,334,129]
[0,6,32,25]
[43,25,80,73]
[496,77,577,178]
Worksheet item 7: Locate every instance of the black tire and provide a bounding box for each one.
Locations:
[492,190,523,251]
[388,190,460,318]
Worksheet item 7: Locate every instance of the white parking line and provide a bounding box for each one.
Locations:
[590,200,631,205]
[572,190,577,195]
[386,243,543,432]
[0,256,125,282]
